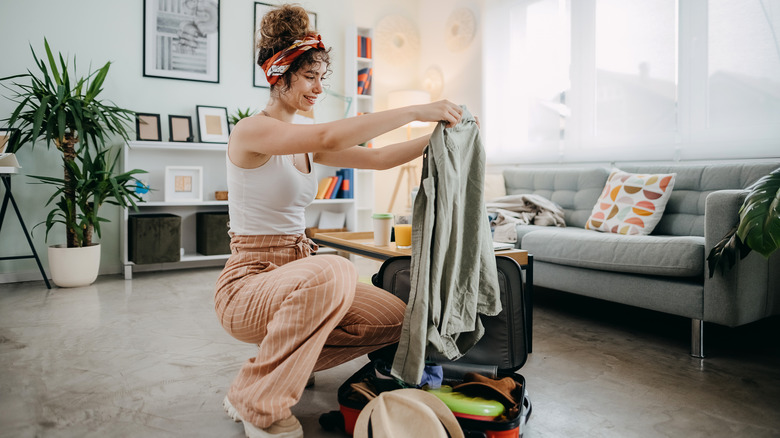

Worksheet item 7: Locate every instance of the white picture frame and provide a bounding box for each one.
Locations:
[164,166,203,203]
[195,105,229,143]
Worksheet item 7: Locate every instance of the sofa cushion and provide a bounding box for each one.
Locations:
[503,168,609,228]
[585,169,676,235]
[521,227,704,277]
[620,163,780,237]
[484,173,507,201]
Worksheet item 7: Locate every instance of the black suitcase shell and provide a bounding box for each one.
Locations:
[371,255,529,372]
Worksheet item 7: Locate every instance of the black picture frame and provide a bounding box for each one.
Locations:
[136,113,162,142]
[253,2,317,88]
[168,115,194,142]
[195,105,229,143]
[143,0,220,83]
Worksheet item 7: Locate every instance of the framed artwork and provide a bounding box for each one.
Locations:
[196,105,229,143]
[168,115,194,142]
[136,113,162,141]
[143,0,220,83]
[253,2,317,88]
[164,166,203,202]
[0,128,20,154]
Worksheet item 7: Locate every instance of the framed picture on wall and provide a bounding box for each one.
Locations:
[168,115,194,142]
[143,0,220,83]
[164,166,203,202]
[253,2,317,88]
[136,113,162,141]
[195,105,229,143]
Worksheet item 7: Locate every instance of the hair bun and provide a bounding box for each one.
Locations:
[257,4,311,54]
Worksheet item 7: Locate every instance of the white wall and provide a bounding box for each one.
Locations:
[0,1,355,280]
[369,0,485,214]
[0,0,486,281]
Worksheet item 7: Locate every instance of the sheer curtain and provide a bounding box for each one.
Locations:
[482,0,780,164]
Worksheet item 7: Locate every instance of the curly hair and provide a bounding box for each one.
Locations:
[256,4,331,91]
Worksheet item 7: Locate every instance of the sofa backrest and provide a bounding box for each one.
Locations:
[502,168,609,228]
[620,163,780,237]
[503,163,779,236]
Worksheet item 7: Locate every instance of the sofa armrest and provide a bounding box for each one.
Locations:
[703,190,780,326]
[704,190,745,252]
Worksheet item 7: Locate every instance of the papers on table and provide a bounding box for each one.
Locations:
[0,153,21,174]
[493,241,515,251]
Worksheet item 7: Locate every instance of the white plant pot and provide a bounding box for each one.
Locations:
[48,244,101,288]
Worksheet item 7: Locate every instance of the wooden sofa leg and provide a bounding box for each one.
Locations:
[691,319,705,358]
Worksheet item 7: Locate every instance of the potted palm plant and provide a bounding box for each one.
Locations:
[707,167,780,277]
[1,38,146,287]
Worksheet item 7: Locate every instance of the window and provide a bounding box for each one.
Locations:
[483,0,780,164]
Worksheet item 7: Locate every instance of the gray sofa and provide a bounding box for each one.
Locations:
[501,162,780,357]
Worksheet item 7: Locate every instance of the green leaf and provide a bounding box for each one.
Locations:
[737,168,780,258]
[43,38,62,85]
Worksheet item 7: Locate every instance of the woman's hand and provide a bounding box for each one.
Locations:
[415,100,463,128]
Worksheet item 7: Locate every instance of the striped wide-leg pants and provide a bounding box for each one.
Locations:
[214,234,405,428]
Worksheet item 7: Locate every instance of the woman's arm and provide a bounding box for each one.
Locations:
[313,135,429,170]
[230,100,461,157]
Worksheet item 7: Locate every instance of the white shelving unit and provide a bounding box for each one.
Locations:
[121,141,362,278]
[345,25,376,231]
[121,141,230,279]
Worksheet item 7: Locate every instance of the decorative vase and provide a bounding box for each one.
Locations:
[48,243,101,287]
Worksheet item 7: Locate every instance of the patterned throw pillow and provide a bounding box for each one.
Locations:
[585,169,676,235]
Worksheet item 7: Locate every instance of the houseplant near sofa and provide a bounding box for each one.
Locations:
[1,39,146,287]
[707,167,780,277]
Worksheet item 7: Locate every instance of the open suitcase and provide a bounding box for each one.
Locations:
[320,255,532,437]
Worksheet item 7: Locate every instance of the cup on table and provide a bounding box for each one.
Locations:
[394,214,412,249]
[372,213,394,246]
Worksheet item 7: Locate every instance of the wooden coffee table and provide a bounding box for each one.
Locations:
[312,231,534,352]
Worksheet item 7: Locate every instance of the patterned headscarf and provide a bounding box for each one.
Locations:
[261,34,325,86]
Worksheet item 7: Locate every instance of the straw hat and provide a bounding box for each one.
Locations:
[353,389,464,438]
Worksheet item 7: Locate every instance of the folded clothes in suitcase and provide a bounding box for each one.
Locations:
[319,255,532,437]
[321,360,531,437]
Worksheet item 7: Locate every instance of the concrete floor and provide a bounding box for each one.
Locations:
[1,261,779,438]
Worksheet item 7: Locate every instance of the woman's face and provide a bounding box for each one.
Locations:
[282,61,327,112]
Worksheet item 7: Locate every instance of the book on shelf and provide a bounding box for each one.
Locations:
[327,173,343,199]
[316,176,334,199]
[335,168,354,198]
[323,175,339,199]
[357,67,372,95]
[357,35,372,59]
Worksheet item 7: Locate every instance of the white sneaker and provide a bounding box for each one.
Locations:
[223,396,304,438]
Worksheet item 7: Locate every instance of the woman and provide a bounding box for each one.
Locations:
[215,4,463,438]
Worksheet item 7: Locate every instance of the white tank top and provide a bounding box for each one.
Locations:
[226,152,318,235]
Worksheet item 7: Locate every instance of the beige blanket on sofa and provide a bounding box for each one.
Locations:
[486,194,566,243]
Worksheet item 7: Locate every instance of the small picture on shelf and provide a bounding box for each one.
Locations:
[196,105,229,143]
[165,165,203,202]
[168,115,194,142]
[136,113,162,141]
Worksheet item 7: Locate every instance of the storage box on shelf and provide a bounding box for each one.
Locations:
[128,213,181,264]
[196,212,230,256]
